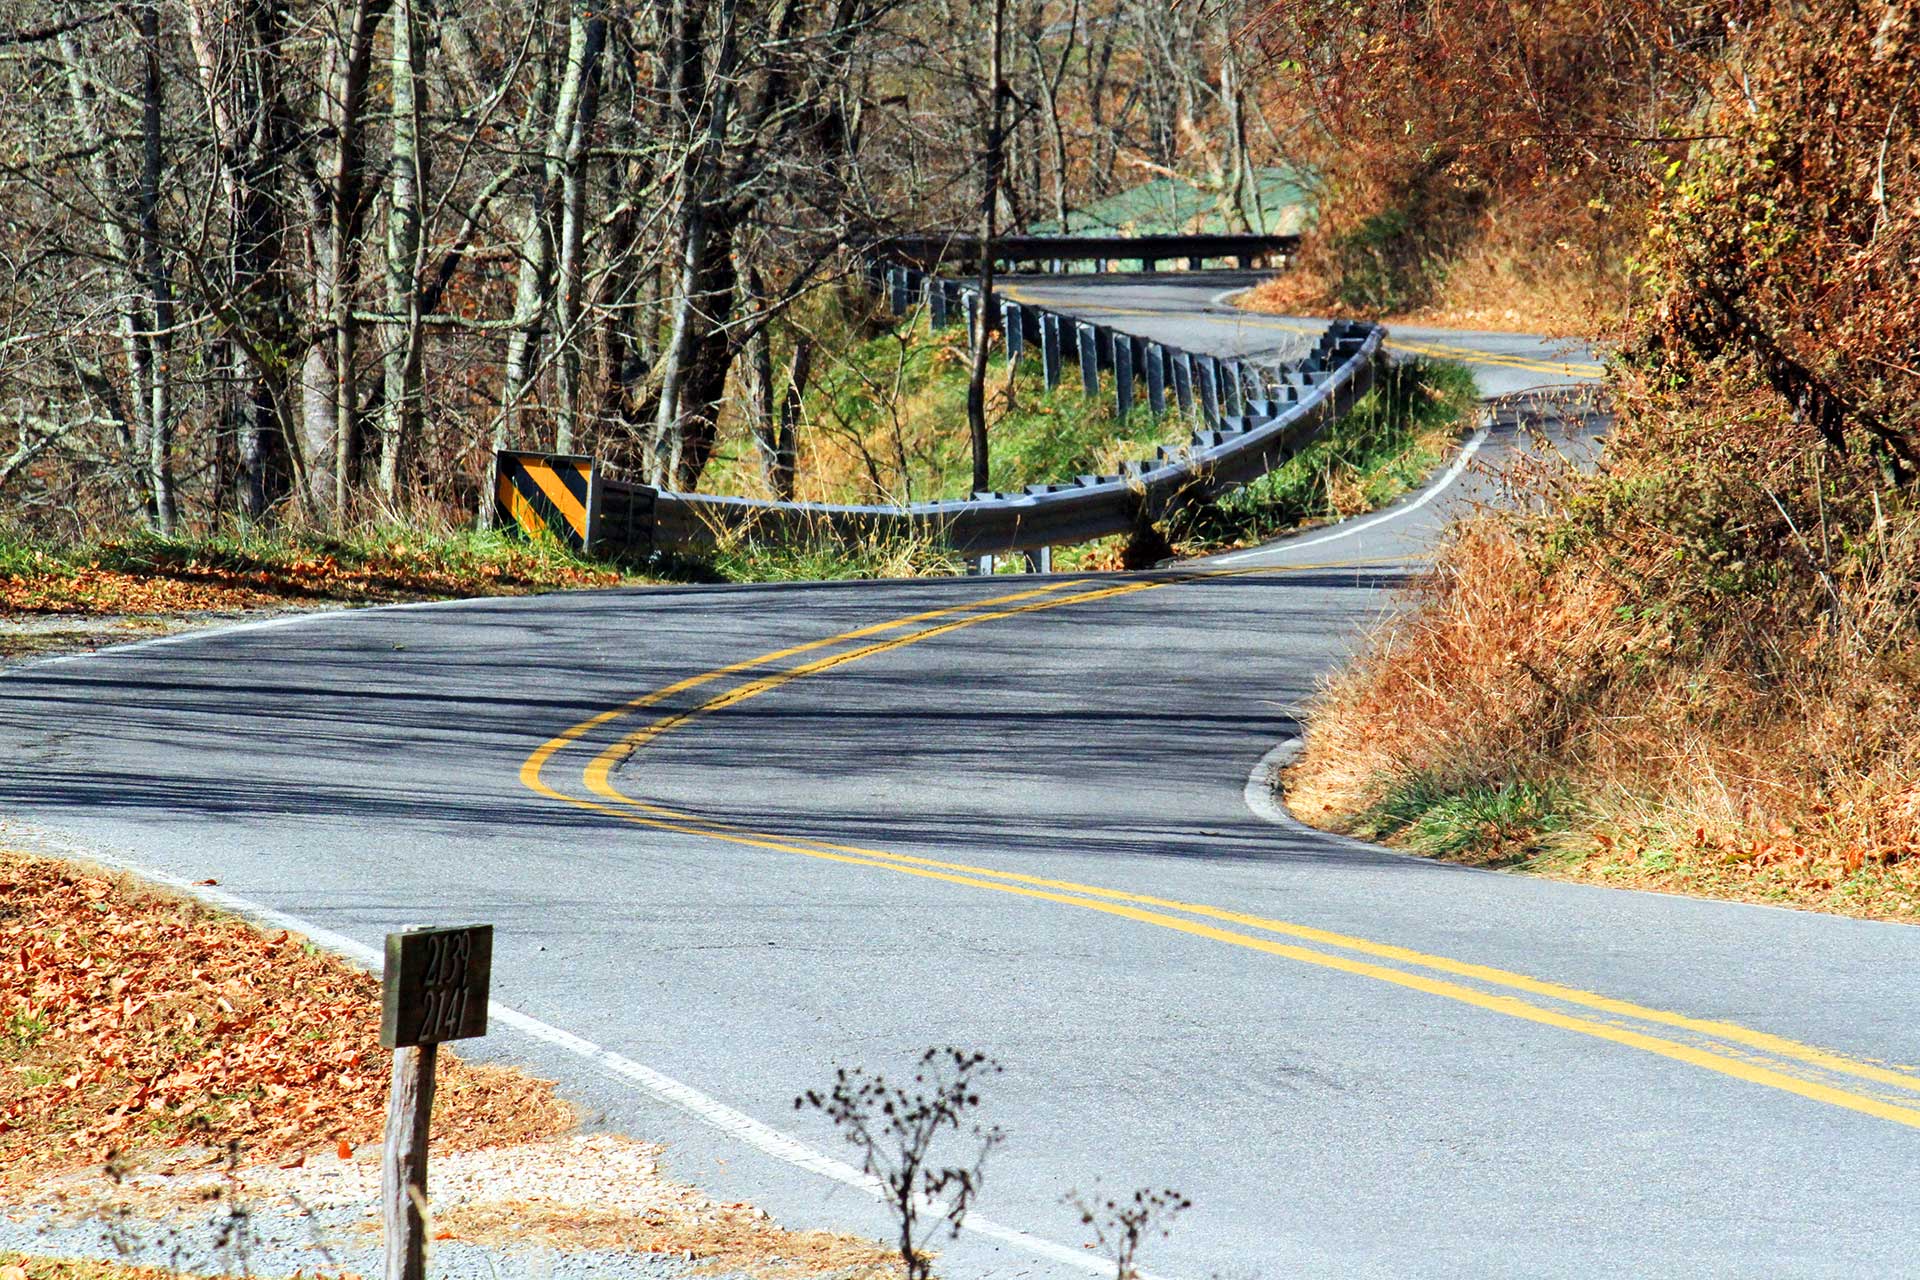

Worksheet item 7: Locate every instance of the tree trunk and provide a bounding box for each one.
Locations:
[1219,8,1254,234]
[379,0,428,503]
[497,9,598,467]
[332,0,381,521]
[743,265,803,499]
[136,1,177,534]
[966,0,1009,497]
[186,0,302,521]
[660,226,739,490]
[650,0,737,487]
[774,335,809,502]
[591,32,656,475]
[301,0,385,525]
[56,30,157,527]
[551,11,608,454]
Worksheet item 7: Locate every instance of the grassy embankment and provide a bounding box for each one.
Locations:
[698,298,1479,575]
[1280,0,1920,920]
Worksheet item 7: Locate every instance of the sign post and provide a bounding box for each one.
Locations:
[380,924,493,1280]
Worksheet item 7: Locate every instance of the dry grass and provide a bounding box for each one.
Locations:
[0,1255,347,1280]
[1288,418,1920,919]
[437,1197,897,1277]
[1241,218,1633,338]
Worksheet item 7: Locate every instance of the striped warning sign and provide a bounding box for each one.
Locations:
[494,450,599,552]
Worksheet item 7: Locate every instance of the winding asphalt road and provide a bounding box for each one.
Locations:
[6,274,1918,1278]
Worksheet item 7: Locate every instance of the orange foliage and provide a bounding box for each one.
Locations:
[0,853,571,1181]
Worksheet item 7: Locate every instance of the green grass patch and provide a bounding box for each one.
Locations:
[694,531,962,584]
[1352,773,1584,865]
[705,307,1189,506]
[1167,358,1478,554]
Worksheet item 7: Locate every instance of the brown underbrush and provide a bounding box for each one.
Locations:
[1239,204,1635,338]
[1290,373,1920,918]
[1284,0,1920,918]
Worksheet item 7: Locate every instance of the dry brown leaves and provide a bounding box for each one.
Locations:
[0,1253,348,1280]
[0,548,621,619]
[0,852,571,1184]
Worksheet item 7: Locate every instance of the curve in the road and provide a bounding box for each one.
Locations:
[12,273,1920,1279]
[521,571,1920,1131]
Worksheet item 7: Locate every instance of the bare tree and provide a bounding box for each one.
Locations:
[965,0,1009,495]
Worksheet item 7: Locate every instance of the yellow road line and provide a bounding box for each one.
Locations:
[581,578,1169,794]
[520,567,1920,1128]
[1387,336,1604,378]
[599,807,1920,1131]
[517,577,1089,795]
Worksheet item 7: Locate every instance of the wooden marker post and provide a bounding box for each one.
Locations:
[379,924,493,1280]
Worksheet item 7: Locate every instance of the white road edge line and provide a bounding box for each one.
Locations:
[1241,736,1304,830]
[1205,420,1490,566]
[61,846,1128,1279]
[1240,735,1450,864]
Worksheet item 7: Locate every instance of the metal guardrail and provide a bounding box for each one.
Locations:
[554,250,1383,562]
[876,232,1299,272]
[495,237,1380,561]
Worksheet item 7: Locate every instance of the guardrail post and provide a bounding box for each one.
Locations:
[1076,322,1100,398]
[1187,255,1203,270]
[962,289,979,344]
[928,279,948,329]
[1041,313,1062,389]
[1222,360,1245,419]
[1142,257,1159,273]
[1002,300,1024,364]
[1196,357,1221,427]
[1245,368,1271,420]
[888,267,908,316]
[1144,344,1167,415]
[1171,351,1194,415]
[1093,325,1116,372]
[1114,336,1134,419]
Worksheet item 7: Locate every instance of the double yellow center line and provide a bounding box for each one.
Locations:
[520,568,1920,1132]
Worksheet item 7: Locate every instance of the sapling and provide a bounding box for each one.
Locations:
[1065,1185,1193,1280]
[797,1047,1003,1279]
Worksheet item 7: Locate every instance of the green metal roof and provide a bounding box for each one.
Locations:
[1030,166,1317,237]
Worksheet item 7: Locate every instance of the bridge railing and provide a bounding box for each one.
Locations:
[497,243,1379,563]
[875,232,1299,274]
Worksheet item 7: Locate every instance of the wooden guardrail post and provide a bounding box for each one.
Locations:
[380,924,494,1280]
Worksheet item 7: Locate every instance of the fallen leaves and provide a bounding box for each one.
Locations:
[0,537,626,620]
[0,852,572,1186]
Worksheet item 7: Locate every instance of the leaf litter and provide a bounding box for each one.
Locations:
[0,852,893,1278]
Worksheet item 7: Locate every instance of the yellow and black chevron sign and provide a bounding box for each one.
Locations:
[494,450,599,552]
